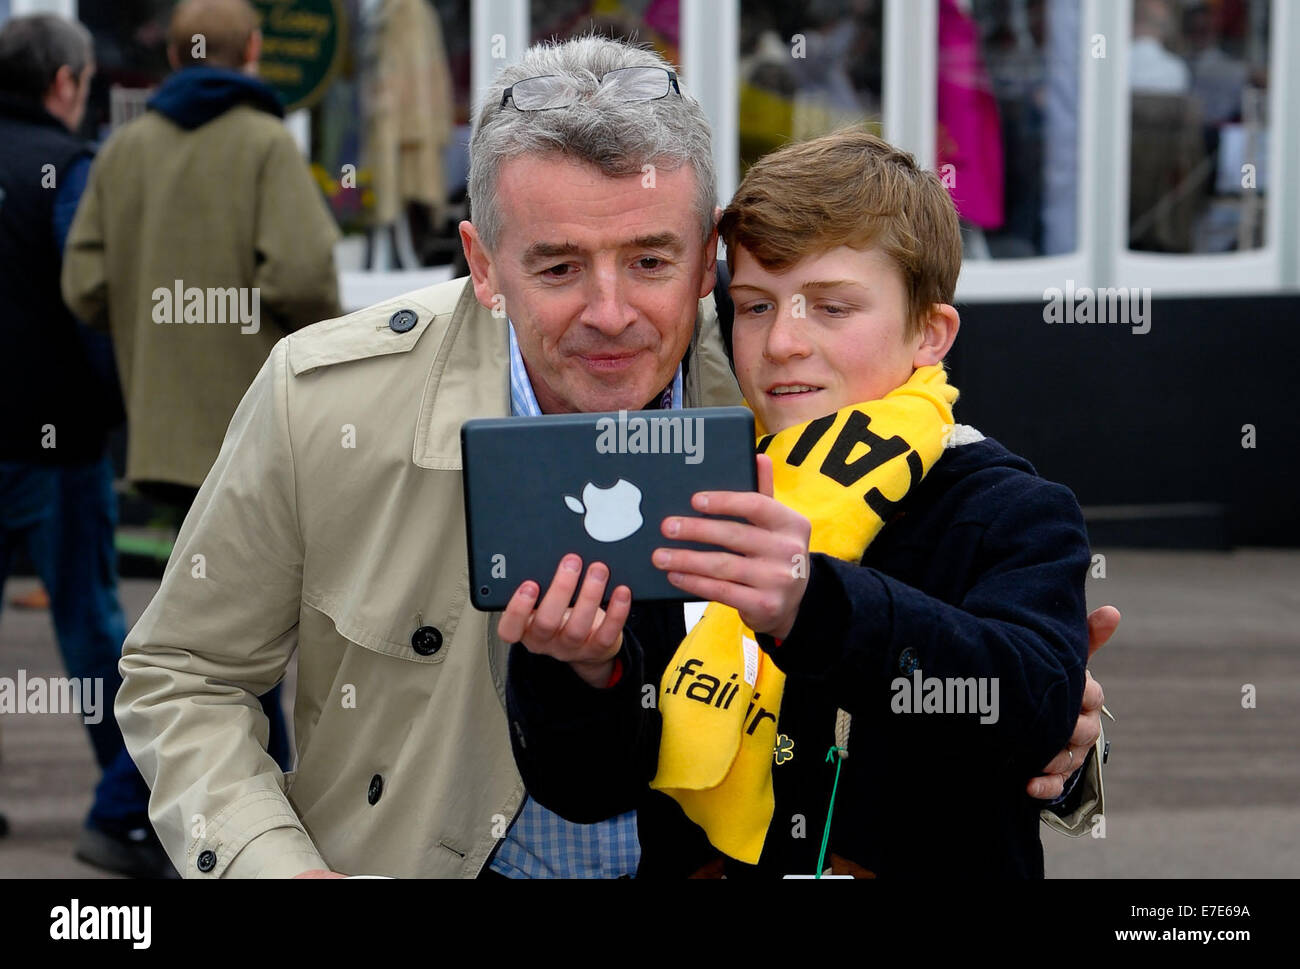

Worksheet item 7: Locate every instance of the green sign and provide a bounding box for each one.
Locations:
[251,0,345,112]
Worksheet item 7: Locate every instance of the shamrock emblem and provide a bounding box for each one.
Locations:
[773,733,795,765]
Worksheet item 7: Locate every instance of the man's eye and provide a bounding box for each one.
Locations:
[541,264,574,278]
[636,256,665,271]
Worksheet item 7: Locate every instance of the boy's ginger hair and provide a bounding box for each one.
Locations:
[719,128,962,339]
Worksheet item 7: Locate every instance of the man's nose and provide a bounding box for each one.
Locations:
[763,302,811,362]
[580,263,637,336]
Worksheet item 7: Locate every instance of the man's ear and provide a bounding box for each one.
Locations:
[43,65,76,126]
[459,221,500,310]
[699,221,719,299]
[53,64,76,101]
[912,303,960,368]
[244,29,262,74]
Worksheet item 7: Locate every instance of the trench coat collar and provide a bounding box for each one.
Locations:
[412,279,509,470]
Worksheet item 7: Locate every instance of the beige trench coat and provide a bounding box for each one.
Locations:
[115,275,744,878]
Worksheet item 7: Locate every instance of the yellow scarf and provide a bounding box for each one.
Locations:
[650,365,958,863]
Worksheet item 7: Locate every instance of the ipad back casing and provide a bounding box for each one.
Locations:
[461,406,757,611]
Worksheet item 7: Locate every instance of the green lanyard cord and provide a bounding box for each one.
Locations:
[815,745,847,878]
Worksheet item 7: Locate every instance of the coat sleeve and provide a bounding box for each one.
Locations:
[115,339,327,878]
[60,153,109,331]
[765,477,1091,779]
[505,621,673,823]
[252,131,342,331]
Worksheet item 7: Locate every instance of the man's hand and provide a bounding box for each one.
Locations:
[652,454,811,639]
[294,869,347,878]
[1028,605,1120,799]
[497,555,631,689]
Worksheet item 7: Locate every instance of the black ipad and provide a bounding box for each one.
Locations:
[461,406,757,611]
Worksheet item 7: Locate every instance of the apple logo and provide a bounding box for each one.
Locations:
[564,479,644,543]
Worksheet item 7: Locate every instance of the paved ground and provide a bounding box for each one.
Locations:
[1,548,1297,878]
[0,576,299,879]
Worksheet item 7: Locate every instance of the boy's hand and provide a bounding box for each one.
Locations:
[497,555,632,689]
[652,454,811,639]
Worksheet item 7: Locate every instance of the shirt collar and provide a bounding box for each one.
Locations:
[507,320,682,418]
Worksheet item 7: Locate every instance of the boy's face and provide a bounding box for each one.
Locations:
[729,244,927,434]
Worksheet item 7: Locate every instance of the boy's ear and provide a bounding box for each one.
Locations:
[912,303,960,368]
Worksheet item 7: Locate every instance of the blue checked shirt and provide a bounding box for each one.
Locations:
[489,321,681,878]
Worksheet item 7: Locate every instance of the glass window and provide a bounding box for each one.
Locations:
[531,0,681,63]
[1128,0,1270,253]
[314,0,470,249]
[78,2,470,266]
[78,0,174,142]
[737,0,883,173]
[937,0,1082,260]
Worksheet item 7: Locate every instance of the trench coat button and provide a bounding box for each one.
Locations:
[388,308,418,333]
[197,849,217,873]
[367,774,383,805]
[898,647,919,674]
[411,625,442,655]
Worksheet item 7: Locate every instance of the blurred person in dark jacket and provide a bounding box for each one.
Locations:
[0,11,172,878]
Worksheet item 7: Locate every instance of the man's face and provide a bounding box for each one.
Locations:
[463,154,717,414]
[729,244,924,435]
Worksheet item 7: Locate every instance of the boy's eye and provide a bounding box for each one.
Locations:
[742,301,774,316]
[818,303,851,316]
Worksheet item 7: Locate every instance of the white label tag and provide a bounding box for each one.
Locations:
[682,601,708,635]
[742,636,759,688]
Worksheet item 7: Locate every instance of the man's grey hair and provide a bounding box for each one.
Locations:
[469,35,716,251]
[0,14,93,103]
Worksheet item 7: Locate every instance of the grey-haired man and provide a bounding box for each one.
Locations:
[115,35,1110,878]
